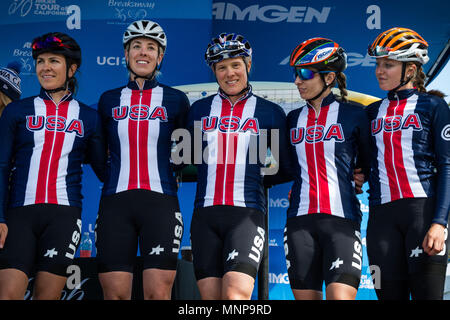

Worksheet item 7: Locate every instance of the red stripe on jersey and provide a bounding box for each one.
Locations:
[213,100,231,205]
[138,89,152,190]
[35,101,55,203]
[316,105,331,213]
[306,105,331,214]
[47,100,69,203]
[224,100,245,206]
[382,99,414,201]
[305,108,318,213]
[127,90,140,189]
[382,100,400,200]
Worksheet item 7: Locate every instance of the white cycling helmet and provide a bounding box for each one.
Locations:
[123,20,167,51]
[368,27,429,65]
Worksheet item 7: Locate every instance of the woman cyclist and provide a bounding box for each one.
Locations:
[284,37,371,300]
[95,20,190,300]
[186,33,290,300]
[366,27,449,300]
[0,32,105,300]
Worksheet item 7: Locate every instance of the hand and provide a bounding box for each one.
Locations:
[0,223,7,249]
[422,223,446,256]
[353,168,365,194]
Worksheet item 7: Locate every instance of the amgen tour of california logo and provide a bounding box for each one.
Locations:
[8,0,68,17]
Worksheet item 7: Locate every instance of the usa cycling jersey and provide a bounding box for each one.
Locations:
[287,93,371,222]
[186,88,289,213]
[366,89,450,226]
[0,89,106,223]
[98,79,189,197]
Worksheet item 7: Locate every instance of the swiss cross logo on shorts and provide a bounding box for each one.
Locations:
[441,124,450,141]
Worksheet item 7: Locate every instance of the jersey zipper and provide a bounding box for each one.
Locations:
[390,93,402,195]
[136,89,143,188]
[220,92,249,205]
[43,92,69,202]
[313,108,321,212]
[222,101,234,204]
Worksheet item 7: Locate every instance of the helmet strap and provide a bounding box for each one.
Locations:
[42,64,71,95]
[389,62,413,93]
[307,74,331,103]
[127,61,157,83]
[125,46,162,84]
[219,83,251,99]
[215,57,251,99]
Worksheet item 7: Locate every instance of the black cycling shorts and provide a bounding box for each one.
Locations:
[284,213,362,291]
[367,197,449,300]
[190,205,266,281]
[95,189,183,273]
[0,204,82,278]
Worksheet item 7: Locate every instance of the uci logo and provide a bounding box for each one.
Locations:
[97,56,126,67]
[441,124,450,141]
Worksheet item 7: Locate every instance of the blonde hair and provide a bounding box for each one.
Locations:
[0,91,12,117]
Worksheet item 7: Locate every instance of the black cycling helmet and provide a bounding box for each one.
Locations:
[32,32,81,94]
[205,32,252,66]
[32,32,81,68]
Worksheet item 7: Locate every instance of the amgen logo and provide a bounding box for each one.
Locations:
[269,198,289,208]
[213,2,331,23]
[269,273,290,284]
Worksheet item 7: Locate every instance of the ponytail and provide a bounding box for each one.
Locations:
[412,62,446,98]
[66,57,79,95]
[335,72,348,102]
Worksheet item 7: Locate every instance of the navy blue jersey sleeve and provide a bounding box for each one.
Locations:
[0,103,18,222]
[264,104,295,186]
[171,91,191,172]
[174,91,190,130]
[186,100,203,166]
[355,108,372,180]
[431,97,450,226]
[85,110,107,182]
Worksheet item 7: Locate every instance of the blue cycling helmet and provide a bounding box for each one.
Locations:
[205,33,252,66]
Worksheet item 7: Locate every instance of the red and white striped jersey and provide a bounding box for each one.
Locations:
[366,89,450,226]
[0,89,106,222]
[287,93,371,222]
[186,88,288,213]
[98,79,189,197]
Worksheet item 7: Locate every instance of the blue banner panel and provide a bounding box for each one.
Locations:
[211,0,450,98]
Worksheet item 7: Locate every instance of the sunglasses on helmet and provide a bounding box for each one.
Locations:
[207,40,246,56]
[32,36,73,51]
[368,45,391,57]
[293,68,332,81]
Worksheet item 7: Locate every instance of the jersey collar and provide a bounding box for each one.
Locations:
[387,88,417,101]
[38,88,73,102]
[218,84,253,104]
[127,78,158,91]
[306,91,336,109]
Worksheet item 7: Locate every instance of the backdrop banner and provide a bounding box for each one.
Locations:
[1,0,449,300]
